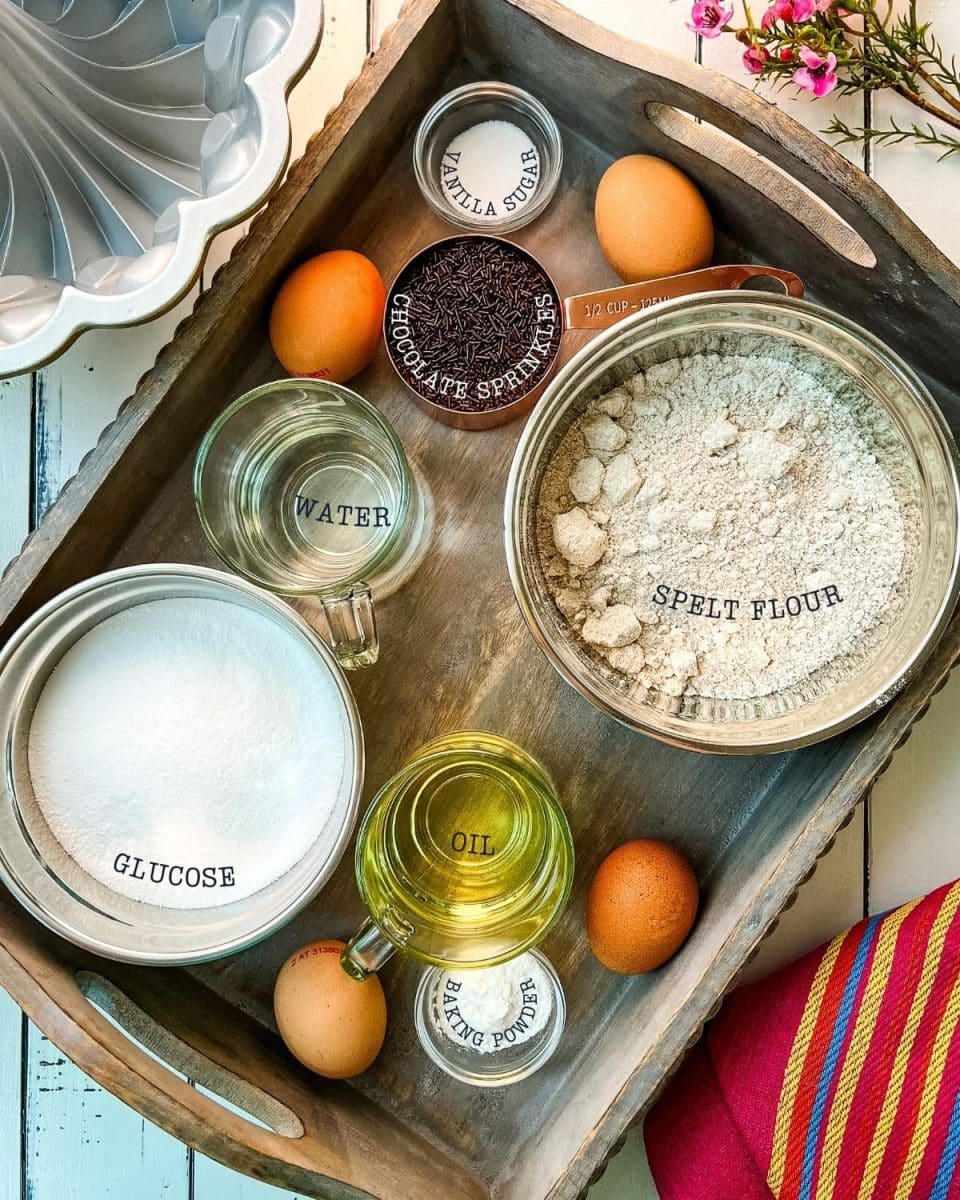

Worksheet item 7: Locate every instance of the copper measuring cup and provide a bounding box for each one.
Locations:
[383,234,804,431]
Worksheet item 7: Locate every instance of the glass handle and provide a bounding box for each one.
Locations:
[321,583,378,669]
[341,919,396,980]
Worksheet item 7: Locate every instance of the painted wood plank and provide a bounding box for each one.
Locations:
[590,1127,658,1200]
[24,310,203,1200]
[870,0,960,264]
[192,1097,308,1200]
[0,379,31,1200]
[0,993,22,1200]
[374,0,406,42]
[192,1162,308,1200]
[13,5,952,1200]
[24,1025,189,1200]
[560,0,694,55]
[699,1,864,159]
[0,377,31,568]
[32,299,197,519]
[0,379,29,1200]
[870,678,960,913]
[16,4,372,1196]
[864,4,960,919]
[742,807,865,980]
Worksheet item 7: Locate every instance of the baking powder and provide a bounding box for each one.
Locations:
[28,597,348,909]
[538,342,922,701]
[435,952,553,1054]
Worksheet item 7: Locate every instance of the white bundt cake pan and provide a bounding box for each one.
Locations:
[0,0,323,376]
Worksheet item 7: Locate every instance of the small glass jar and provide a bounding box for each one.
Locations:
[414,950,565,1087]
[413,82,562,234]
[194,379,433,669]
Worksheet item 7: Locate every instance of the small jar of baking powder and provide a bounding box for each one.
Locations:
[413,82,563,234]
[414,949,565,1086]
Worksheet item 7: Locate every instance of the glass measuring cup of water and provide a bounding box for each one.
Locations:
[194,380,431,669]
[341,732,574,978]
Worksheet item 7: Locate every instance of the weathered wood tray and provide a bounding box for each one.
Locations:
[2,2,960,1198]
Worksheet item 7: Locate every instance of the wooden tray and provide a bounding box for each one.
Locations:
[2,2,960,1198]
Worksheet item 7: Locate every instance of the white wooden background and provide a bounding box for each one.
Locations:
[0,1,958,1196]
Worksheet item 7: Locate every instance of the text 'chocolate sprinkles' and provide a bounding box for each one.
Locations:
[386,236,562,414]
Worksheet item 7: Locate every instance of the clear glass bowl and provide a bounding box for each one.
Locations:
[0,565,364,964]
[413,81,563,234]
[505,293,960,754]
[414,950,565,1087]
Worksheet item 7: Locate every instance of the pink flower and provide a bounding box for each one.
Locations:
[761,0,816,28]
[743,44,770,74]
[686,1,734,37]
[793,46,839,96]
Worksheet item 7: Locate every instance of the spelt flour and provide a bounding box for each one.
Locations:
[537,345,921,703]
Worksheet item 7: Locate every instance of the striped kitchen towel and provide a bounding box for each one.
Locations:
[645,880,960,1199]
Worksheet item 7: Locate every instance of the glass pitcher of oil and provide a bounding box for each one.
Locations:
[341,732,574,979]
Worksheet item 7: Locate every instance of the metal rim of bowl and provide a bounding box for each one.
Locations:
[504,291,960,755]
[0,563,365,964]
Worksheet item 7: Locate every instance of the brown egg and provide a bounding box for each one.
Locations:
[269,250,386,382]
[594,155,714,283]
[274,938,387,1078]
[586,840,699,974]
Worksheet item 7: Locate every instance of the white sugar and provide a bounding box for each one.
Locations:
[28,597,348,909]
[440,119,540,223]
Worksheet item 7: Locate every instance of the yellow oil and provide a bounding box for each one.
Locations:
[355,732,574,969]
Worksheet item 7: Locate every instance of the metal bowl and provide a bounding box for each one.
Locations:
[0,564,363,964]
[0,0,322,376]
[505,293,960,754]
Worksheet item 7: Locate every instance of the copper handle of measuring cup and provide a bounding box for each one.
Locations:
[562,264,805,331]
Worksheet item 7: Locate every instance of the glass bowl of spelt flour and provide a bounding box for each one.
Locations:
[506,293,960,753]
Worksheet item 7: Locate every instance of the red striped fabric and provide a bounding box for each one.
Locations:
[645,881,960,1200]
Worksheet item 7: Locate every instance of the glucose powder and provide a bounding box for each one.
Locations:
[28,596,349,909]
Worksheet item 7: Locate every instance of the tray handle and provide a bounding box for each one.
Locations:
[0,925,487,1200]
[76,971,305,1138]
[644,101,878,271]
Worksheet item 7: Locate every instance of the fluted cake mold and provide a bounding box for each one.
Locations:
[0,0,323,375]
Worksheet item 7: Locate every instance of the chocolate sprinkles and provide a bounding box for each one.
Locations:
[385,236,562,414]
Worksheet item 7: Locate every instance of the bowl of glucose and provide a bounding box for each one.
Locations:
[505,292,960,754]
[0,564,363,964]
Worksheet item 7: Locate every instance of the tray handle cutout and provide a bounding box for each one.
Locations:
[76,971,304,1140]
[644,103,878,271]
